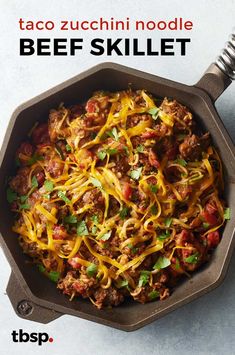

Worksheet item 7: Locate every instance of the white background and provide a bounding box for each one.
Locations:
[0,1,234,354]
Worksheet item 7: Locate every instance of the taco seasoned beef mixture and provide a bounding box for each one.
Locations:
[8,90,229,308]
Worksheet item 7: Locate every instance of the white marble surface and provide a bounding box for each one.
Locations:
[0,1,234,354]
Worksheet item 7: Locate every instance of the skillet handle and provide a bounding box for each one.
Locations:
[6,271,62,324]
[195,32,235,101]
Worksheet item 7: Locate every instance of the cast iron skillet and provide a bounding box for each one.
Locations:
[0,32,234,331]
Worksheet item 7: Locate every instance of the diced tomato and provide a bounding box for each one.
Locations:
[35,171,45,187]
[52,225,67,240]
[68,257,82,269]
[123,182,132,200]
[148,149,160,169]
[142,131,158,139]
[205,202,217,215]
[17,142,33,157]
[207,231,220,249]
[201,210,218,226]
[175,229,190,246]
[32,123,50,145]
[10,201,18,211]
[181,248,193,261]
[86,99,99,114]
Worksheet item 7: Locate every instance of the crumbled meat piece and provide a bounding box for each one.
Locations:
[9,166,31,195]
[94,287,124,308]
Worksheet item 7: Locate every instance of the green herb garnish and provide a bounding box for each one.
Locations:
[90,177,102,189]
[153,256,171,270]
[38,264,46,273]
[119,207,129,220]
[66,144,72,152]
[138,271,150,287]
[203,222,210,229]
[158,230,170,240]
[184,252,200,264]
[118,279,128,288]
[77,220,89,236]
[86,263,97,277]
[148,107,160,120]
[55,145,64,160]
[148,290,160,300]
[107,127,119,141]
[136,144,144,153]
[176,158,187,167]
[97,150,107,160]
[44,180,54,192]
[165,217,172,228]
[224,207,230,220]
[100,231,112,241]
[58,191,71,204]
[7,188,17,203]
[48,271,60,283]
[19,203,30,210]
[27,153,43,166]
[151,205,157,215]
[20,195,28,203]
[106,148,117,155]
[64,215,78,224]
[31,175,38,189]
[130,167,142,180]
[149,184,158,193]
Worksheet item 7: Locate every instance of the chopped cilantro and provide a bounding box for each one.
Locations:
[55,145,64,160]
[100,231,112,241]
[203,222,210,229]
[91,215,99,224]
[138,270,150,287]
[184,252,200,264]
[92,226,97,234]
[31,175,38,189]
[66,144,72,152]
[90,177,102,189]
[118,279,128,288]
[148,290,160,300]
[43,194,50,200]
[106,148,117,155]
[48,271,60,283]
[149,184,158,193]
[158,230,170,240]
[20,195,28,203]
[165,217,172,228]
[38,264,45,273]
[119,207,129,220]
[58,191,71,204]
[130,167,142,180]
[153,256,171,270]
[86,263,97,277]
[151,205,157,215]
[224,207,230,220]
[176,158,187,167]
[44,180,54,192]
[107,127,119,141]
[136,144,144,153]
[77,220,89,236]
[7,188,17,204]
[15,157,21,167]
[19,203,30,210]
[148,107,160,120]
[97,150,107,160]
[27,153,43,166]
[64,215,78,224]
[174,258,181,270]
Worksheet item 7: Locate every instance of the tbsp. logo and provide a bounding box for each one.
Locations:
[11,329,54,346]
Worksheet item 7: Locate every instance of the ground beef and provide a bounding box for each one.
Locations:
[93,287,124,308]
